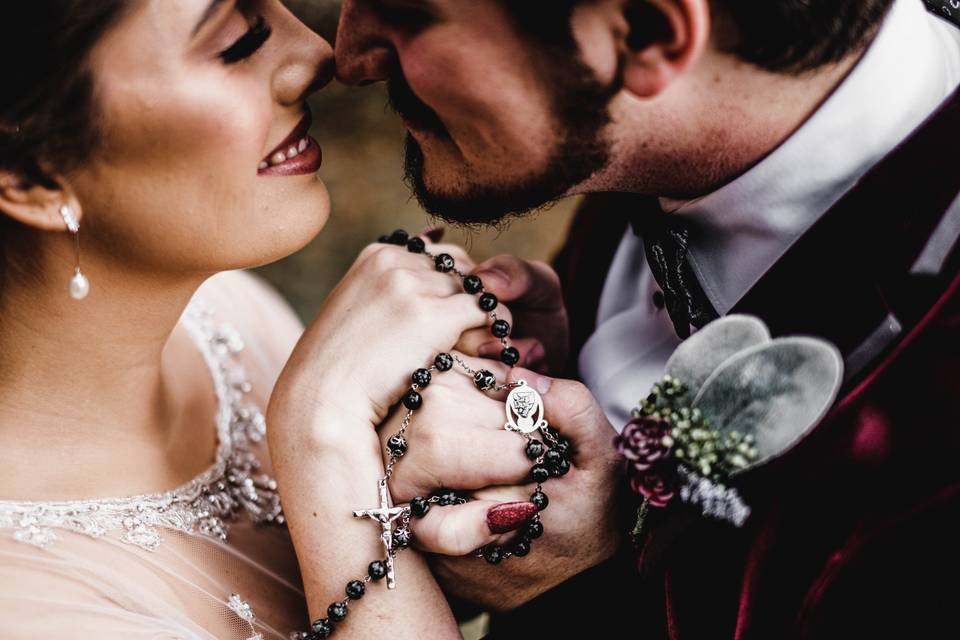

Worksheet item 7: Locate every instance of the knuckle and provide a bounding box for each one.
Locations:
[385,268,418,297]
[358,242,384,261]
[368,244,399,272]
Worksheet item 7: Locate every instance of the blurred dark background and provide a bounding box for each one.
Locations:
[256,0,580,321]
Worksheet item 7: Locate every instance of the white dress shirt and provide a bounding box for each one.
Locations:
[579,0,960,432]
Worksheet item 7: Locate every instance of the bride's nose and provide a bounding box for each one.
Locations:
[335,0,393,86]
[273,9,335,105]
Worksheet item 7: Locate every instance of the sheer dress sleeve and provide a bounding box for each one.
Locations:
[0,271,309,639]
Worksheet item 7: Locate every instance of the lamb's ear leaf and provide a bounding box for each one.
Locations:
[665,315,772,398]
[691,337,843,474]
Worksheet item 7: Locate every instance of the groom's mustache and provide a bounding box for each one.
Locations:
[386,68,448,138]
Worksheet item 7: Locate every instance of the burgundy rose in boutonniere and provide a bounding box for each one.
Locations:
[615,315,844,539]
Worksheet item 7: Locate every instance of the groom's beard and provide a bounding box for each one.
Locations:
[387,58,618,226]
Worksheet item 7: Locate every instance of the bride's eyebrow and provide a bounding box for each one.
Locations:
[192,0,230,37]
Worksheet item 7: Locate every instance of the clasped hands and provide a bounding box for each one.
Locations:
[270,236,627,613]
[378,242,627,612]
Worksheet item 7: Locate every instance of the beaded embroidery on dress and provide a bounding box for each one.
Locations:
[0,301,284,552]
[0,285,308,639]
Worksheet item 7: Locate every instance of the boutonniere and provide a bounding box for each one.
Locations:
[614,315,844,538]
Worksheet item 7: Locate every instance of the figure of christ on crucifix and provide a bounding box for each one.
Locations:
[352,479,409,590]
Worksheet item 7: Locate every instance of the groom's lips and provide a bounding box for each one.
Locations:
[258,112,322,177]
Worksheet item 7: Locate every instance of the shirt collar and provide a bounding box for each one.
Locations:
[660,0,960,315]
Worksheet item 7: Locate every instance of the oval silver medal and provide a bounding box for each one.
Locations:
[504,380,547,434]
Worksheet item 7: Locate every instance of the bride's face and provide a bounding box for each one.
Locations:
[68,0,333,276]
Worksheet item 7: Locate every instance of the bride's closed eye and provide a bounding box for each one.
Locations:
[219,14,271,64]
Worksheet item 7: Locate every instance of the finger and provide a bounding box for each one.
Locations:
[388,423,534,501]
[472,256,563,309]
[453,306,515,357]
[446,351,514,400]
[380,267,467,300]
[471,484,533,504]
[433,294,494,336]
[410,500,538,556]
[475,337,545,370]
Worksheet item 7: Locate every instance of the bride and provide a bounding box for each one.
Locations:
[0,1,528,637]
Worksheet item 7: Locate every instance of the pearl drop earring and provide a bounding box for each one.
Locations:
[59,204,90,300]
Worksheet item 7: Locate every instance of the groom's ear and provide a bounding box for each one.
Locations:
[613,0,711,98]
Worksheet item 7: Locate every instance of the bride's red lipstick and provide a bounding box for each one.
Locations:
[258,112,321,177]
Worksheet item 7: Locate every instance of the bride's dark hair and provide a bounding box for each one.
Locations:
[0,2,129,279]
[0,2,129,183]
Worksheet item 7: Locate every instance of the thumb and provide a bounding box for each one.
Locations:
[509,368,616,470]
[410,500,539,556]
[472,255,562,309]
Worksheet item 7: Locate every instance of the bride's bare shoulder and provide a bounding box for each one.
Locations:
[195,271,304,401]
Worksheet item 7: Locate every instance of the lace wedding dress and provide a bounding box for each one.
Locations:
[0,274,309,639]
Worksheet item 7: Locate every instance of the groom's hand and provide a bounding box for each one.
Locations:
[469,256,569,375]
[430,373,627,612]
[379,361,628,611]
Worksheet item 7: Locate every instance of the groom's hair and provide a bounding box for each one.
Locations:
[503,0,896,74]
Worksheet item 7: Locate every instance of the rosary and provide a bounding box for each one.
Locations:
[293,230,574,639]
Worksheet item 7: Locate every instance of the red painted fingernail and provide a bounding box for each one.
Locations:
[486,502,538,534]
[422,226,445,242]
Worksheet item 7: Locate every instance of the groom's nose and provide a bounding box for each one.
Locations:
[335,0,394,85]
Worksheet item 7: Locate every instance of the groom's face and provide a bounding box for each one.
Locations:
[336,0,617,224]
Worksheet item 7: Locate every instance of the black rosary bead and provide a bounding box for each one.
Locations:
[483,545,505,565]
[328,602,348,623]
[310,618,333,638]
[553,438,572,456]
[491,319,510,338]
[412,368,432,388]
[402,390,423,411]
[410,496,430,518]
[500,346,520,366]
[434,353,454,371]
[474,370,497,391]
[406,236,426,253]
[435,253,455,272]
[437,490,459,506]
[393,527,413,549]
[478,292,498,312]
[387,435,408,457]
[377,234,391,244]
[346,580,366,600]
[531,490,549,511]
[462,275,484,294]
[531,464,551,483]
[525,440,545,460]
[551,458,571,477]
[524,520,544,540]
[544,449,563,467]
[388,229,409,246]
[512,539,532,557]
[368,560,388,580]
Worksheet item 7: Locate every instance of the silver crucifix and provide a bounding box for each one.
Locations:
[353,479,408,589]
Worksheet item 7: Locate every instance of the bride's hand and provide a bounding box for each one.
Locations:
[269,238,506,446]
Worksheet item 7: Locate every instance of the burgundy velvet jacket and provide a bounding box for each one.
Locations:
[488,87,960,638]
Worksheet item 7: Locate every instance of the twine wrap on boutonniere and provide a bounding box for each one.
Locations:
[614,315,844,539]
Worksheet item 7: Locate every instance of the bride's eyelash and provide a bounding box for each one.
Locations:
[219,15,271,64]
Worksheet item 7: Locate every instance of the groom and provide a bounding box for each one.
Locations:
[336,0,960,637]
